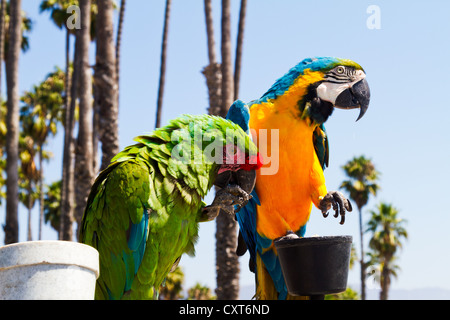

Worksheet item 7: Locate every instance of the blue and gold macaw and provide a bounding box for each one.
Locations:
[227,57,370,300]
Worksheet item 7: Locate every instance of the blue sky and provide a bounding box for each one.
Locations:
[1,0,450,298]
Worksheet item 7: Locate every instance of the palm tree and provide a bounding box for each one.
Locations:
[60,42,77,241]
[325,287,359,300]
[155,0,171,129]
[43,180,61,232]
[215,0,240,301]
[0,101,6,204]
[202,0,221,116]
[366,252,401,298]
[2,3,33,244]
[94,0,119,170]
[17,134,39,241]
[202,0,240,300]
[19,99,39,241]
[3,1,32,61]
[188,283,216,300]
[0,157,5,204]
[20,68,65,240]
[219,0,233,118]
[40,0,102,240]
[340,155,380,300]
[0,0,6,100]
[115,0,126,109]
[40,0,99,40]
[74,0,94,236]
[366,203,407,300]
[159,266,184,300]
[40,0,77,241]
[4,0,23,245]
[233,0,247,100]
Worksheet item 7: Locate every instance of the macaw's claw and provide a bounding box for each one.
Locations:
[201,185,252,221]
[220,184,253,213]
[319,191,352,225]
[200,205,221,222]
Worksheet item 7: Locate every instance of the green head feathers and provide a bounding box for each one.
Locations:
[111,114,261,189]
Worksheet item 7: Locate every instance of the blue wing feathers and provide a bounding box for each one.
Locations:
[123,208,149,291]
[235,190,258,268]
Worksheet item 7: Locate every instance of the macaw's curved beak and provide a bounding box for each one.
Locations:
[214,169,256,194]
[335,78,370,121]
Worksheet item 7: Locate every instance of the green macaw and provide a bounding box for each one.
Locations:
[79,114,262,300]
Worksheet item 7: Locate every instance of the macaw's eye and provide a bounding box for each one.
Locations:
[336,66,345,74]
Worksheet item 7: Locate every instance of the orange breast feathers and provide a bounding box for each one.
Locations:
[249,102,328,240]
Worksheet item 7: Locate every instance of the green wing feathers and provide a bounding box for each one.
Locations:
[80,141,204,299]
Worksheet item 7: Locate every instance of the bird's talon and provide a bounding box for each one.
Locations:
[207,185,251,216]
[275,230,299,242]
[319,191,351,225]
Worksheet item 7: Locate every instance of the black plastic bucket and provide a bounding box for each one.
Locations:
[274,235,352,296]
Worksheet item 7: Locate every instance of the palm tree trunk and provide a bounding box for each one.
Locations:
[60,29,77,241]
[359,206,366,300]
[380,256,391,300]
[74,0,94,236]
[219,0,233,118]
[204,0,216,64]
[92,85,99,173]
[215,0,240,300]
[379,266,388,300]
[203,63,222,115]
[155,0,171,129]
[27,186,33,241]
[0,0,6,100]
[4,0,22,245]
[95,0,119,171]
[202,3,226,297]
[38,145,44,240]
[233,0,247,100]
[202,0,222,116]
[115,0,126,102]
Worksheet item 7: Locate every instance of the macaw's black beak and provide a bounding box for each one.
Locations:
[214,169,256,194]
[334,78,370,121]
[235,169,257,194]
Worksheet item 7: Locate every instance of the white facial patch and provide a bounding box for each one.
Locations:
[316,69,366,105]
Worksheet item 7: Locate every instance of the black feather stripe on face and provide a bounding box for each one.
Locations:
[297,82,334,124]
[310,97,334,124]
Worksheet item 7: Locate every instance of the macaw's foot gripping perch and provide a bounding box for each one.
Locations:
[202,185,253,220]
